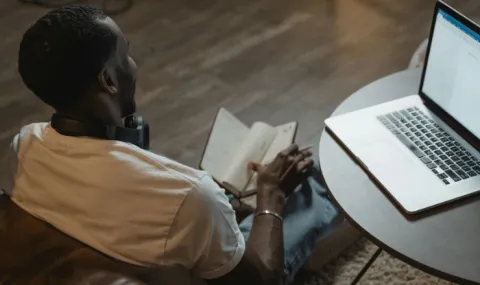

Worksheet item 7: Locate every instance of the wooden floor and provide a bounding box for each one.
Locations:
[2,0,480,166]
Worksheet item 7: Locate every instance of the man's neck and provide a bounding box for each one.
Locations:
[55,109,123,127]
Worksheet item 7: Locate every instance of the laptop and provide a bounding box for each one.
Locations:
[325,0,480,214]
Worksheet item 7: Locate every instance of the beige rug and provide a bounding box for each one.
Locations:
[295,238,457,285]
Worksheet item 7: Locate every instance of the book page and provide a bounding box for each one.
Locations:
[222,122,277,193]
[200,108,249,183]
[261,122,297,164]
[244,122,297,193]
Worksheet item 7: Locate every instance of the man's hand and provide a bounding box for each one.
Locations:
[249,144,314,211]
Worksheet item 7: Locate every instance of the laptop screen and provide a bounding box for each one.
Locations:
[422,8,480,138]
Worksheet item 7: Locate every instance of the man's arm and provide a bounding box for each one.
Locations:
[207,189,285,285]
[164,145,311,285]
[162,174,284,285]
[205,145,313,285]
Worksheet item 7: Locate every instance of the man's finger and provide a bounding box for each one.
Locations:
[292,150,312,164]
[301,166,314,179]
[300,149,313,158]
[297,159,314,172]
[280,144,299,157]
[297,160,314,180]
[248,162,261,172]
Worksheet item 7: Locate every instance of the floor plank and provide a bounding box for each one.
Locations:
[2,0,480,166]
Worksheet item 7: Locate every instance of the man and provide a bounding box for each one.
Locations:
[1,4,340,285]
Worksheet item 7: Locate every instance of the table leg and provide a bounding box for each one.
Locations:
[350,247,382,285]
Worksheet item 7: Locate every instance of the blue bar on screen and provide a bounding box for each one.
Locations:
[438,9,480,44]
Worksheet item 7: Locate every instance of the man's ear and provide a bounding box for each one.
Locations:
[98,68,118,95]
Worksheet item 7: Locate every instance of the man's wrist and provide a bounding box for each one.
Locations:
[256,186,285,215]
[255,209,283,221]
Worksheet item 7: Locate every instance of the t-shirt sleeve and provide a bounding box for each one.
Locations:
[163,174,245,280]
[0,134,20,196]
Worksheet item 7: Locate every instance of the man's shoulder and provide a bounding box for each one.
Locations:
[15,122,49,140]
[13,122,213,191]
[18,122,49,136]
[11,122,224,199]
[8,122,49,152]
[116,147,211,186]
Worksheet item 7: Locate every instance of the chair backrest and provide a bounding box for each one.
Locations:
[0,196,150,285]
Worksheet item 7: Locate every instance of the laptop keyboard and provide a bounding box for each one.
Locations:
[377,107,480,185]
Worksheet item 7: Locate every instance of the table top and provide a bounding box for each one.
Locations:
[319,68,480,285]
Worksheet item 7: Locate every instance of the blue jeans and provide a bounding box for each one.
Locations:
[232,169,341,284]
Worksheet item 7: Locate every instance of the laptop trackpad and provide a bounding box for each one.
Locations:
[354,140,433,212]
[355,140,415,173]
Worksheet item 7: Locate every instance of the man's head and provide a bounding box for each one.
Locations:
[18,4,137,124]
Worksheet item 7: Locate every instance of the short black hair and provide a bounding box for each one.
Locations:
[18,4,117,110]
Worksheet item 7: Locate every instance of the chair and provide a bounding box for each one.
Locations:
[0,191,359,284]
[0,196,152,285]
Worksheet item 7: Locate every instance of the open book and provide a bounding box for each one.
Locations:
[200,108,298,197]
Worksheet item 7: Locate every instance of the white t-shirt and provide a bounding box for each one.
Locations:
[0,122,245,283]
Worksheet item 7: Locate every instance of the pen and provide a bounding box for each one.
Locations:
[298,144,314,152]
[248,144,314,170]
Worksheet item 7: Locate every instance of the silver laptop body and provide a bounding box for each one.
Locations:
[325,1,480,214]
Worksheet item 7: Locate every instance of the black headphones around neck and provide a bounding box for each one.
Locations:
[50,113,150,150]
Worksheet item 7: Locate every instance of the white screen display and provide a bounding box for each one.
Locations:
[423,9,480,138]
